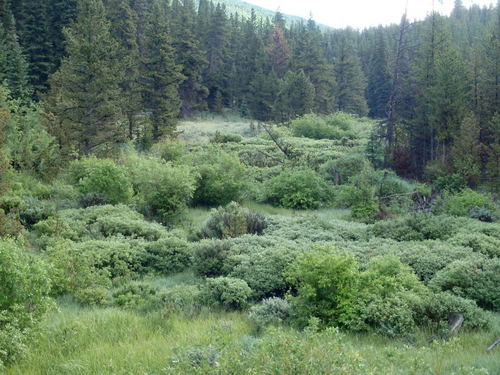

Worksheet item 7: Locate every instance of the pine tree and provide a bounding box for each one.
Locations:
[292,19,336,114]
[366,28,391,118]
[44,0,124,156]
[171,0,208,116]
[274,70,315,122]
[204,3,230,110]
[140,1,185,140]
[14,0,54,93]
[104,0,142,139]
[267,20,289,78]
[334,37,368,116]
[0,86,9,195]
[0,1,31,100]
[451,113,483,186]
[47,0,78,72]
[248,70,279,121]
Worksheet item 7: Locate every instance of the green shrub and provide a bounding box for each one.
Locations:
[198,202,267,239]
[450,232,499,258]
[370,214,458,241]
[432,173,467,193]
[19,196,56,228]
[225,235,300,299]
[47,239,146,299]
[193,150,245,206]
[162,284,201,315]
[429,256,500,311]
[151,139,185,162]
[142,237,192,274]
[111,282,159,310]
[201,277,252,310]
[291,113,356,140]
[249,297,291,330]
[442,189,494,217]
[320,154,371,185]
[286,247,360,328]
[210,132,242,143]
[124,155,197,223]
[263,169,331,209]
[0,239,52,367]
[193,240,231,277]
[467,206,497,222]
[67,157,133,204]
[416,292,489,331]
[75,286,109,306]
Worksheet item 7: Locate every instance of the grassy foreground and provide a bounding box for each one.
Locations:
[7,302,500,375]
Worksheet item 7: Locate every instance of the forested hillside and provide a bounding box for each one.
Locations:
[0,0,499,373]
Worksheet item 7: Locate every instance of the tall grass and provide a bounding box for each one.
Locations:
[8,303,499,375]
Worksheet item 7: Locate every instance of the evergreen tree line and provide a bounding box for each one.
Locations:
[0,0,498,181]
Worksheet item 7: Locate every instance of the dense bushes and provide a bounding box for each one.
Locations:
[201,277,252,310]
[286,248,360,328]
[291,113,357,140]
[0,240,52,368]
[198,202,267,239]
[320,154,371,185]
[142,237,192,274]
[263,169,331,209]
[67,157,133,204]
[124,155,197,223]
[441,189,495,220]
[370,213,458,241]
[429,256,500,311]
[193,240,231,277]
[192,150,245,206]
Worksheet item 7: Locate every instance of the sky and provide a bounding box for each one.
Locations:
[244,0,497,29]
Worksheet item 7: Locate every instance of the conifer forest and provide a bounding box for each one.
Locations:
[0,0,499,373]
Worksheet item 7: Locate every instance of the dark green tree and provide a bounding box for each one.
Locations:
[140,1,185,140]
[171,0,208,116]
[366,28,391,118]
[274,70,315,122]
[334,37,368,116]
[45,0,124,156]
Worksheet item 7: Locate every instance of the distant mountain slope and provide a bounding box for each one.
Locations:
[198,0,325,27]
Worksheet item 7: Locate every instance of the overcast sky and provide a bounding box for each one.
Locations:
[244,0,497,29]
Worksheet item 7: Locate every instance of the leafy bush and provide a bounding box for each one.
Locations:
[286,247,360,328]
[193,150,245,206]
[162,284,201,315]
[249,297,291,330]
[151,139,185,162]
[79,192,109,207]
[263,169,331,209]
[142,237,192,274]
[442,189,494,218]
[467,206,497,222]
[429,256,500,311]
[111,282,159,310]
[210,132,242,144]
[201,277,252,310]
[198,202,267,239]
[0,239,51,367]
[320,154,371,185]
[370,214,458,241]
[67,157,133,204]
[19,196,56,228]
[450,232,499,258]
[291,113,356,140]
[124,154,198,223]
[225,235,300,299]
[192,240,231,277]
[47,239,146,299]
[416,292,489,331]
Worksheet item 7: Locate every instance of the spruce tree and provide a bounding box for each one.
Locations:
[140,1,185,140]
[15,0,54,93]
[267,20,289,78]
[171,0,208,116]
[451,113,482,186]
[366,28,391,118]
[0,2,31,100]
[334,37,368,116]
[104,0,142,139]
[274,70,315,122]
[45,0,124,156]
